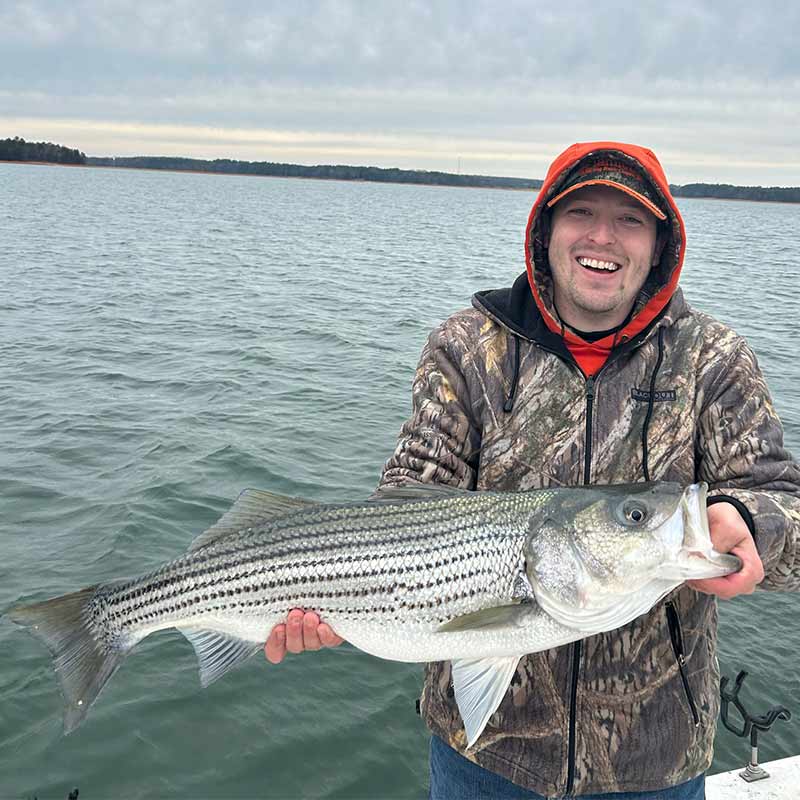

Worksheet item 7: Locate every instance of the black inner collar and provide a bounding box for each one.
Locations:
[558,304,634,343]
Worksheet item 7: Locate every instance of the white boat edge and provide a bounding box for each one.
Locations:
[706,755,800,798]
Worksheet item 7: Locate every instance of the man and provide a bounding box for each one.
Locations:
[265,142,800,798]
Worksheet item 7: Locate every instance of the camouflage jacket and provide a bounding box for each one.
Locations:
[378,273,800,796]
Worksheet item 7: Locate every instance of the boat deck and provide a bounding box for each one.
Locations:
[706,756,800,798]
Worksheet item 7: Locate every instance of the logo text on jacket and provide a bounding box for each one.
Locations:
[631,388,677,402]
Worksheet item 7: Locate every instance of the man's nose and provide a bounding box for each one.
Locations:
[586,218,616,245]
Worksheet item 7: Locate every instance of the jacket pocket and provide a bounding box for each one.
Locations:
[665,600,700,727]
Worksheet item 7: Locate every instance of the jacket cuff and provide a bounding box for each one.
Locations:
[707,494,756,538]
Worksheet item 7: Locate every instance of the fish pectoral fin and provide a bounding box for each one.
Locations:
[451,656,522,748]
[189,489,319,551]
[437,604,524,632]
[180,628,262,687]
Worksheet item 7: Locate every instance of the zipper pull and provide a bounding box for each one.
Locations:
[665,600,684,656]
[666,601,700,726]
[585,376,595,401]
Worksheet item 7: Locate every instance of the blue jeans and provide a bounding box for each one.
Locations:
[429,736,705,799]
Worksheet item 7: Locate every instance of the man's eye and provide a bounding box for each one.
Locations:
[621,215,643,225]
[568,207,591,216]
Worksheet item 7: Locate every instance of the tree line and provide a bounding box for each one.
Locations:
[4,139,800,202]
[88,155,800,202]
[671,183,800,203]
[0,137,86,164]
[87,155,542,190]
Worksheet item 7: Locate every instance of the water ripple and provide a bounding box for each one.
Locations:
[1,164,799,796]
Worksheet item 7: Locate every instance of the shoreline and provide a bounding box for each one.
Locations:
[1,159,536,193]
[3,159,799,204]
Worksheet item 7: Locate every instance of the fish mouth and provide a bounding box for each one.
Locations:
[661,483,742,579]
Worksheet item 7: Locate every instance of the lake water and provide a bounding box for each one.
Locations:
[1,163,798,798]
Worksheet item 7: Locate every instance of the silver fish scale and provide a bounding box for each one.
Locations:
[91,491,553,646]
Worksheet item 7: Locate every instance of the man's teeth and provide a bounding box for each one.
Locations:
[577,257,620,271]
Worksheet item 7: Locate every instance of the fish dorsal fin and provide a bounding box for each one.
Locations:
[451,656,522,748]
[437,603,525,633]
[189,489,318,551]
[369,483,473,502]
[180,628,262,687]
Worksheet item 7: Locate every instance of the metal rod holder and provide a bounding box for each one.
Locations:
[720,670,791,782]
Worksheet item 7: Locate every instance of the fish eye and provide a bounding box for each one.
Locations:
[622,501,648,525]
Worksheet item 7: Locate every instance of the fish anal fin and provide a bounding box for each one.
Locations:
[180,628,261,687]
[451,656,522,748]
[189,488,318,551]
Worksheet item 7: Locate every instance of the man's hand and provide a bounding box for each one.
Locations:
[688,502,765,599]
[264,608,344,664]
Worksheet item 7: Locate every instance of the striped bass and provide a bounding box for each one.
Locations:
[6,481,740,746]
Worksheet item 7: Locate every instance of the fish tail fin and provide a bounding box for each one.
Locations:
[6,585,129,734]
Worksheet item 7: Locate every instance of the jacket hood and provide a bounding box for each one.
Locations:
[525,141,686,349]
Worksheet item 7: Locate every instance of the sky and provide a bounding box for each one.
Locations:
[2,0,800,186]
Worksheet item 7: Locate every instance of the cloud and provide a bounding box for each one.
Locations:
[2,1,799,183]
[4,0,798,87]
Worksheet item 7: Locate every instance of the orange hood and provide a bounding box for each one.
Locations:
[525,141,686,374]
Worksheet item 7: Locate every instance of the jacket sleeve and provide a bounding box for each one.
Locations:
[696,338,800,590]
[378,322,482,490]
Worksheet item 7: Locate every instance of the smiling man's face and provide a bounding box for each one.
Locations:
[547,185,664,332]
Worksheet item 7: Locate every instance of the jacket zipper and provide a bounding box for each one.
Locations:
[565,639,582,796]
[665,600,700,727]
[582,376,595,484]
[564,374,596,796]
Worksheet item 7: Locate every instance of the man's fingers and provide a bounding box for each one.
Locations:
[689,574,744,599]
[319,623,345,647]
[285,608,306,654]
[303,612,323,651]
[264,609,345,663]
[264,624,287,664]
[693,502,765,600]
[689,542,764,599]
[722,540,764,594]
